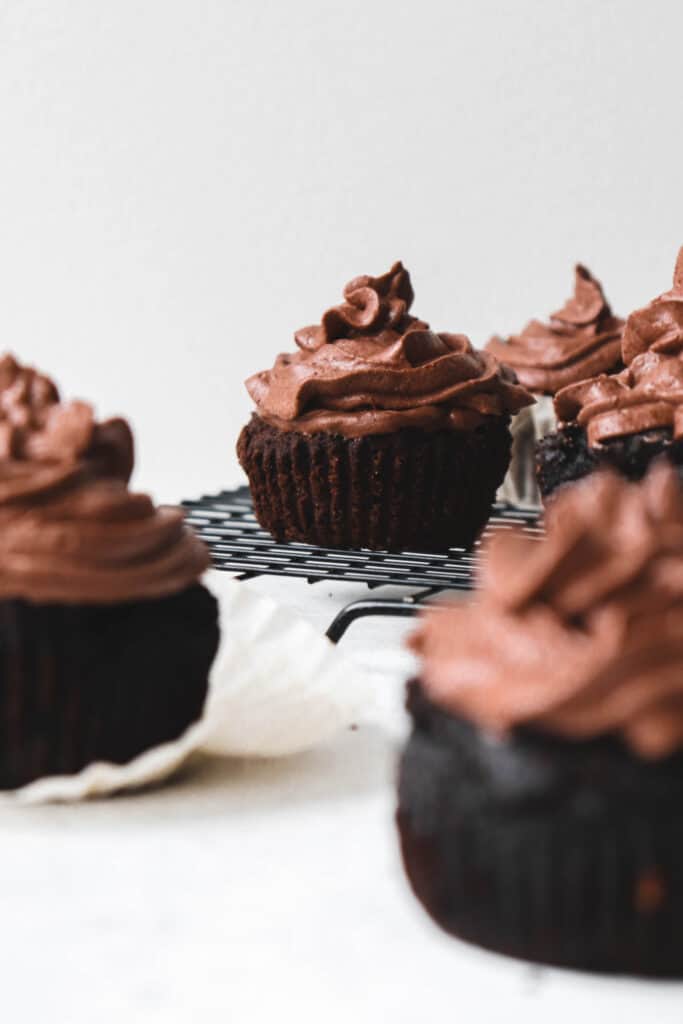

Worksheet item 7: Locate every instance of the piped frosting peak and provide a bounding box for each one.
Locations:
[0,354,208,603]
[411,465,683,759]
[486,265,624,395]
[246,262,533,438]
[555,249,683,445]
[622,247,683,364]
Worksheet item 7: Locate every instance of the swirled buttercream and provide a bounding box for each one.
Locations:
[246,262,533,437]
[555,351,683,445]
[0,353,134,496]
[622,248,683,365]
[555,250,683,445]
[486,265,623,394]
[0,354,209,603]
[0,479,209,604]
[411,466,683,759]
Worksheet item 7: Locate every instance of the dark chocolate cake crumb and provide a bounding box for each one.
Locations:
[536,423,683,500]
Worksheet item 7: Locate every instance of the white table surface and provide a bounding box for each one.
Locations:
[2,573,682,1024]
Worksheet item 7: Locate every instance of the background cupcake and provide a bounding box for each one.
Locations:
[487,264,624,505]
[538,248,683,501]
[238,262,532,552]
[0,355,219,789]
[398,465,683,976]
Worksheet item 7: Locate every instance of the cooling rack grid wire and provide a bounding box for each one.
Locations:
[183,486,542,641]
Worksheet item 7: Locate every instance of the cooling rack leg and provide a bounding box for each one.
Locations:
[326,599,420,644]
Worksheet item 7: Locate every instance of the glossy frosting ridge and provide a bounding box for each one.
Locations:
[246,262,533,437]
[0,354,209,603]
[622,247,683,365]
[411,466,683,758]
[486,265,623,394]
[555,249,683,445]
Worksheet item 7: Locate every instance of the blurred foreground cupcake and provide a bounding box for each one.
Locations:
[238,262,532,552]
[398,466,683,975]
[538,249,683,501]
[0,355,219,789]
[487,265,623,505]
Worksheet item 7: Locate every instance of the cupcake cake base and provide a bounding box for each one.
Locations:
[237,416,512,552]
[536,424,683,501]
[0,583,219,790]
[398,681,683,977]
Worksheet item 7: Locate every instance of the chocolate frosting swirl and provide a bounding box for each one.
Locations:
[555,351,683,445]
[0,354,209,604]
[555,250,683,445]
[0,352,134,494]
[411,466,683,759]
[246,262,533,437]
[622,248,683,365]
[486,265,624,395]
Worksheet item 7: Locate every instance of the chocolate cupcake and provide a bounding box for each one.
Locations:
[398,466,683,976]
[0,355,219,789]
[238,262,532,552]
[538,249,683,501]
[487,265,624,506]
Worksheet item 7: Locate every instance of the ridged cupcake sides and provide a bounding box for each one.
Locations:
[238,416,512,552]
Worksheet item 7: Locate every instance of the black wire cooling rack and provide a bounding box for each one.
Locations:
[182,486,542,641]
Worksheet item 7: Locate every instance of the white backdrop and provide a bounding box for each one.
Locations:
[1,0,682,500]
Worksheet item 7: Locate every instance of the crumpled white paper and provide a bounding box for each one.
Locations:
[201,579,370,758]
[10,576,374,804]
[497,394,556,508]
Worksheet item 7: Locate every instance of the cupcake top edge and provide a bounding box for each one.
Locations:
[621,245,683,365]
[555,248,683,445]
[0,353,210,604]
[0,351,133,484]
[245,262,534,439]
[410,465,683,760]
[485,264,624,396]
